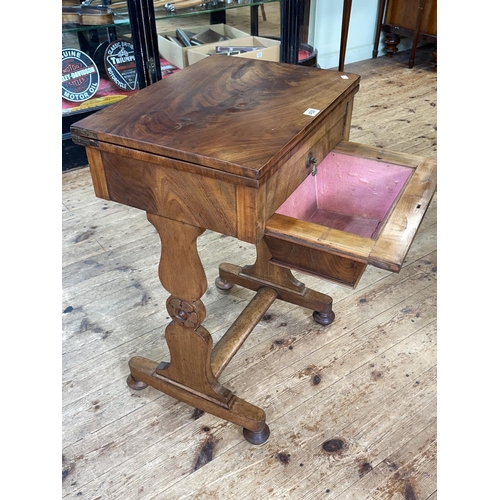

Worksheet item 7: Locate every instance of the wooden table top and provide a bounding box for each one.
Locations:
[71,57,360,181]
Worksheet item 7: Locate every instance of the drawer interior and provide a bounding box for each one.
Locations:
[275,151,413,239]
[264,141,437,287]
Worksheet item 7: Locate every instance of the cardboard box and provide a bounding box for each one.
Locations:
[187,36,281,66]
[157,24,249,69]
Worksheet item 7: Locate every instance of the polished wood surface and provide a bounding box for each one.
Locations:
[72,56,359,179]
[72,57,359,244]
[63,45,437,498]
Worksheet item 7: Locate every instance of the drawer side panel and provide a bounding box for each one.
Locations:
[101,151,238,236]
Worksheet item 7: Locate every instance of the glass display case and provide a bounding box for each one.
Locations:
[62,0,312,169]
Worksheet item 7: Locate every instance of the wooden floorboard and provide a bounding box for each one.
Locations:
[62,41,437,499]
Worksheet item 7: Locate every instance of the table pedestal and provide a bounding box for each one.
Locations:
[126,214,334,444]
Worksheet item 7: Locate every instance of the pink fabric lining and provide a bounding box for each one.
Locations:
[276,152,413,239]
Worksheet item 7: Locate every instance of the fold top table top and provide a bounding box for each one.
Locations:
[71,56,360,181]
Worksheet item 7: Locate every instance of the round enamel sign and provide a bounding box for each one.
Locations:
[62,48,100,102]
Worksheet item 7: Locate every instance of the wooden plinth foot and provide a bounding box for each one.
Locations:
[127,374,148,390]
[313,310,335,325]
[215,276,234,291]
[128,355,267,435]
[243,423,270,445]
[384,32,400,57]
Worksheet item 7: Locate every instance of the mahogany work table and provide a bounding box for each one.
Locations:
[72,56,436,445]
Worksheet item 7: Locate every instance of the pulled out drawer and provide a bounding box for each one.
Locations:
[264,141,437,287]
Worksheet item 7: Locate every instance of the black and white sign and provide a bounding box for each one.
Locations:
[104,40,138,91]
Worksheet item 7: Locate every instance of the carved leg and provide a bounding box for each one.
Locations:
[218,239,335,325]
[128,214,269,444]
[384,32,400,57]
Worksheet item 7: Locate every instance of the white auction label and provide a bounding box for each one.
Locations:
[304,108,320,116]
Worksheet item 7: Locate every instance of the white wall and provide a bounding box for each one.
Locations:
[308,0,414,69]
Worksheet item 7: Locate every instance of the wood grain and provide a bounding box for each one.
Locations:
[71,56,360,179]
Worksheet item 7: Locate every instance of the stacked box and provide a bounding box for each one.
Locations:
[187,36,281,66]
[157,24,250,69]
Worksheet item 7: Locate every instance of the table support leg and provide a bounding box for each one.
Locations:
[217,240,335,325]
[127,214,270,444]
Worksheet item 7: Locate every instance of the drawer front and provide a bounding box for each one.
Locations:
[263,97,353,221]
[264,141,437,285]
[233,96,355,244]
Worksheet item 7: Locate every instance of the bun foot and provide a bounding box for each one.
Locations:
[243,424,270,445]
[127,374,148,390]
[313,310,335,325]
[215,276,234,291]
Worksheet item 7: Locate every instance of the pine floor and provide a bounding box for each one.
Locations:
[62,31,437,499]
